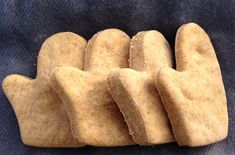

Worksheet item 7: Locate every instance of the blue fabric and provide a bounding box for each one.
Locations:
[0,0,235,154]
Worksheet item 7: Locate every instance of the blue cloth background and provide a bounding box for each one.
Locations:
[0,0,234,155]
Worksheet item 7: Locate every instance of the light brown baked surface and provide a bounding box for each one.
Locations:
[51,29,134,146]
[107,31,174,145]
[2,32,87,147]
[156,23,228,147]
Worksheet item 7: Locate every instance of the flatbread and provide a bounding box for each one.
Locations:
[2,32,86,147]
[156,23,228,146]
[51,29,134,146]
[107,31,174,145]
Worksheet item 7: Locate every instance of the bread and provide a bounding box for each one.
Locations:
[107,30,174,145]
[51,29,134,146]
[2,32,86,147]
[156,23,228,146]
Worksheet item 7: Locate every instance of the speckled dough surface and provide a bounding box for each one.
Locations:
[2,32,87,147]
[51,29,134,146]
[107,31,174,145]
[156,23,228,147]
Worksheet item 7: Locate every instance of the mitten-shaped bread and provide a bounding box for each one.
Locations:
[156,23,228,147]
[2,32,86,147]
[51,29,134,146]
[107,31,174,145]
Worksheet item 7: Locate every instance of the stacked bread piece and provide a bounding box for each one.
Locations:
[2,23,228,147]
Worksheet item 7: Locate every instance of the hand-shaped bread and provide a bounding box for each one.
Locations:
[51,29,134,146]
[2,32,86,147]
[107,31,174,145]
[156,23,228,146]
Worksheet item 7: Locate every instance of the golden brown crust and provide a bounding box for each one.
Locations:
[51,29,134,146]
[107,31,174,145]
[2,32,87,147]
[156,23,228,147]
